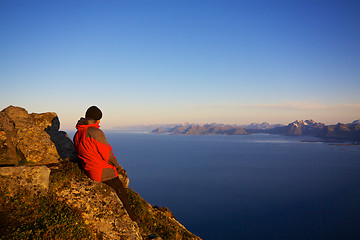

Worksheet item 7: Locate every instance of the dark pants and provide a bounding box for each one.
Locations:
[103,177,138,223]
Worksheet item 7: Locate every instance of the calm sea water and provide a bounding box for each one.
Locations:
[93,131,360,240]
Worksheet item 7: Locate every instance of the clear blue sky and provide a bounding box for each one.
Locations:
[1,0,359,130]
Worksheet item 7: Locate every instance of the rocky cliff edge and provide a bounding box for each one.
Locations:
[0,106,201,240]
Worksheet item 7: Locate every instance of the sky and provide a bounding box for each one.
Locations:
[1,0,359,130]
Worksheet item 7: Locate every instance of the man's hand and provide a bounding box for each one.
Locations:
[116,165,124,173]
[116,165,129,188]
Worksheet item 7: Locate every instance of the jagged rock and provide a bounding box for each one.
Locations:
[152,206,175,219]
[0,106,76,166]
[0,166,51,196]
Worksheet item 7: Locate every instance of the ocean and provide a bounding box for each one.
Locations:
[90,131,360,240]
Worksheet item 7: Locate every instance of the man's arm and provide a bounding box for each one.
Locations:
[108,145,121,168]
[87,127,121,168]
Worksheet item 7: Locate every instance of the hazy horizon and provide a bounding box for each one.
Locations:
[92,118,360,132]
[1,1,359,130]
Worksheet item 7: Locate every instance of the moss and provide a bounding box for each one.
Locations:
[0,161,96,240]
[0,188,95,240]
[49,160,86,191]
[126,188,196,240]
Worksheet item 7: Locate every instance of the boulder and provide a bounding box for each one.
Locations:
[0,106,75,166]
[0,166,51,196]
[61,181,142,240]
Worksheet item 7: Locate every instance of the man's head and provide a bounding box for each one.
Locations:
[85,106,102,121]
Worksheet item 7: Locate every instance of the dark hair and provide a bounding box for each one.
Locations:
[85,106,102,120]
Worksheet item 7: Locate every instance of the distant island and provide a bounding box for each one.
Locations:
[152,120,360,142]
[152,123,248,135]
[267,119,360,142]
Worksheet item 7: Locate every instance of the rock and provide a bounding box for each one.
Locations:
[152,206,175,219]
[53,167,142,240]
[0,106,76,166]
[0,166,51,196]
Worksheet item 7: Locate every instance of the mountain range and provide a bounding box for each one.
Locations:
[152,123,247,135]
[152,120,360,142]
[269,119,360,141]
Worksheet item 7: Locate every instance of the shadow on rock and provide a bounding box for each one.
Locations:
[45,116,76,161]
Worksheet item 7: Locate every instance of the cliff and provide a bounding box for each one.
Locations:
[0,106,201,240]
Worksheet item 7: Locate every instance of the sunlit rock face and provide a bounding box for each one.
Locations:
[0,106,75,166]
[0,165,51,196]
[53,169,142,240]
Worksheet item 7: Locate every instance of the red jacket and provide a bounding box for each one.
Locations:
[73,118,120,182]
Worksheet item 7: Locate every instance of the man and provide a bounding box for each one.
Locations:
[73,106,138,222]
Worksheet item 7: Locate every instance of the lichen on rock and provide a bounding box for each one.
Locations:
[51,162,142,240]
[0,165,51,196]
